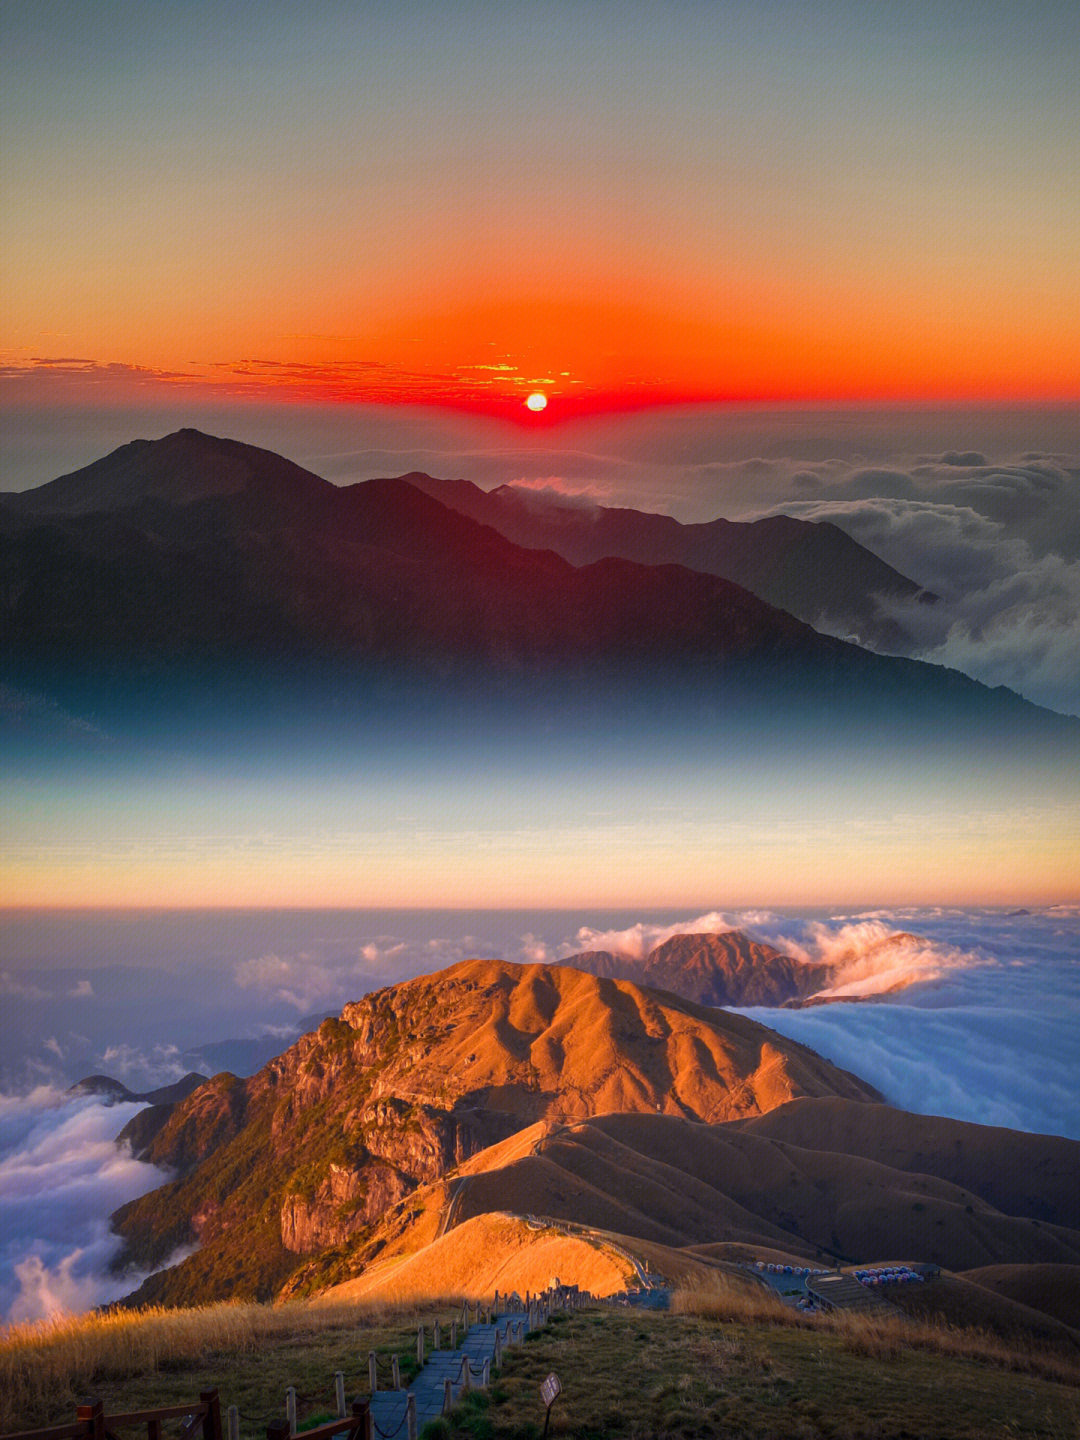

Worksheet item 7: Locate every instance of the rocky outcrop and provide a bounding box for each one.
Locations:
[280,1161,410,1253]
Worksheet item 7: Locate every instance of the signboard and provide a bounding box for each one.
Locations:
[541,1374,561,1407]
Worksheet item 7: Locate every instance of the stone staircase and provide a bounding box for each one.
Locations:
[366,1307,538,1440]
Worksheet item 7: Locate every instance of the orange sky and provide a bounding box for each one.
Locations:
[3,5,1079,418]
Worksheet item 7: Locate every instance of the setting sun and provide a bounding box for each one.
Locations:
[525,392,548,412]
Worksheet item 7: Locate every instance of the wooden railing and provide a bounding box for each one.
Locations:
[6,1393,222,1440]
[265,1402,369,1440]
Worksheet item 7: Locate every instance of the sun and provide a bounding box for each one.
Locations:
[525,392,548,412]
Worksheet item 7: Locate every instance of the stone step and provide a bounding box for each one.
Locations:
[363,1309,545,1440]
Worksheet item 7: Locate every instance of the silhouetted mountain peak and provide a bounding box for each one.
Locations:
[6,428,332,517]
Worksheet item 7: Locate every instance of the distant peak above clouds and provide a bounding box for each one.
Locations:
[4,429,333,516]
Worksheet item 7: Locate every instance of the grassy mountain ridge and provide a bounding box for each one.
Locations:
[111,960,880,1304]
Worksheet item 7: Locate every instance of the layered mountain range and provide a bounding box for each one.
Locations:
[404,473,935,648]
[2,430,1073,747]
[112,959,880,1303]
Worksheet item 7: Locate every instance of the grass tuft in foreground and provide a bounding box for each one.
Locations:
[433,1300,1080,1440]
[1,1297,460,1433]
[672,1270,1080,1385]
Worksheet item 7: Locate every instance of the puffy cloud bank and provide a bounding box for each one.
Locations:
[0,1089,178,1324]
[750,452,1080,714]
[733,908,1080,1140]
[739,999,1079,1139]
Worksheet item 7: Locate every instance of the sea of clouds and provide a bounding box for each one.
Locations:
[0,1089,184,1325]
[745,452,1080,716]
[2,905,1076,1325]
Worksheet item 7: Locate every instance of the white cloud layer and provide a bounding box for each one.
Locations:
[0,1089,179,1324]
[732,908,1080,1139]
[742,453,1080,713]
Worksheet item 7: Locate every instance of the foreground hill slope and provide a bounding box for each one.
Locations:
[734,1098,1080,1228]
[293,1107,1080,1303]
[960,1264,1080,1329]
[112,961,878,1304]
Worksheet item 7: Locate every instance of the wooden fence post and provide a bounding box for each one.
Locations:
[227,1405,240,1440]
[442,1380,453,1415]
[493,1328,502,1369]
[405,1394,416,1440]
[481,1359,490,1389]
[77,1400,105,1440]
[460,1357,471,1393]
[368,1351,378,1393]
[434,1320,441,1351]
[335,1373,346,1420]
[352,1398,372,1440]
[201,1390,223,1440]
[391,1355,400,1390]
[493,1290,499,1314]
[286,1388,297,1436]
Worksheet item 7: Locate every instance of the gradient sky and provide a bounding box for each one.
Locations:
[3,2,1079,912]
[3,0,1079,415]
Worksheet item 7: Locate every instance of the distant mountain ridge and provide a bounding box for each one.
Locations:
[67,1071,208,1106]
[563,930,834,1007]
[404,472,935,647]
[2,429,331,516]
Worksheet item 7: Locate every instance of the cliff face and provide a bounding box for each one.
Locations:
[112,960,880,1305]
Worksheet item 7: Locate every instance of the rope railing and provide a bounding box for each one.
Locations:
[7,1289,596,1440]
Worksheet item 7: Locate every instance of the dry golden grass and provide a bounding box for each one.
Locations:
[444,1307,1080,1440]
[672,1270,1080,1388]
[322,1214,631,1305]
[0,1296,462,1432]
